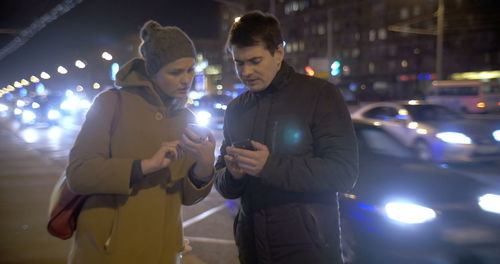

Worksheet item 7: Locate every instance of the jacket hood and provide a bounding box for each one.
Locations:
[115,57,153,89]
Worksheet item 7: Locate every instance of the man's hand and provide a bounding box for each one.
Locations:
[223,154,246,179]
[141,141,182,175]
[226,140,269,177]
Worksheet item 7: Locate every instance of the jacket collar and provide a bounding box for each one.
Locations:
[252,61,293,95]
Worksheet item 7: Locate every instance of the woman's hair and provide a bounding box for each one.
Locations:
[226,11,283,55]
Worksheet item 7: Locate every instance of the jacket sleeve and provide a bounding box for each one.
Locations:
[66,91,135,195]
[259,84,358,193]
[181,164,215,205]
[214,110,249,199]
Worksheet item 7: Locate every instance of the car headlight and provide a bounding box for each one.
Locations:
[493,130,500,142]
[196,110,212,126]
[435,132,472,144]
[48,109,61,120]
[385,202,437,224]
[0,104,8,112]
[478,194,500,214]
[21,110,37,123]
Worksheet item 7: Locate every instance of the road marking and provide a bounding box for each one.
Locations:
[183,203,226,228]
[184,236,235,245]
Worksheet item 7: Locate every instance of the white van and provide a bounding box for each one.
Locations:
[425,80,500,113]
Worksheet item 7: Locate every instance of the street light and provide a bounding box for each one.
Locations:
[436,0,444,80]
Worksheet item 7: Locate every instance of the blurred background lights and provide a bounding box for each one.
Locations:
[101,51,113,61]
[40,72,51,79]
[35,83,46,95]
[30,76,40,83]
[57,66,68,74]
[305,66,315,76]
[76,85,84,92]
[14,81,22,88]
[110,63,120,81]
[93,82,101,89]
[18,88,28,97]
[21,79,30,86]
[75,60,86,69]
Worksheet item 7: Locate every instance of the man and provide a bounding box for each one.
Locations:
[215,11,358,264]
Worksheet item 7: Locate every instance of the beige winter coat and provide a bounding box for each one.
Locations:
[66,58,214,264]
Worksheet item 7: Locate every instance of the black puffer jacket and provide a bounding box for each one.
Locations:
[215,63,358,264]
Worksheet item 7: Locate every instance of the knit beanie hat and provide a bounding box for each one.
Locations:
[139,20,196,76]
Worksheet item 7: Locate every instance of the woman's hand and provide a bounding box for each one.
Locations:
[141,140,182,175]
[180,127,216,180]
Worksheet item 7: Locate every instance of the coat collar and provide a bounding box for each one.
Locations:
[251,61,293,96]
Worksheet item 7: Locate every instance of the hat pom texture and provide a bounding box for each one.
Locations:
[139,20,196,75]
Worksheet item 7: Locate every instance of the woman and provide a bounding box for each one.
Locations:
[65,20,215,264]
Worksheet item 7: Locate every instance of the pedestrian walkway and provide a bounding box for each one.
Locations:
[0,120,70,264]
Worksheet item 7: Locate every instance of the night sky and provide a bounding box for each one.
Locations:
[0,0,221,85]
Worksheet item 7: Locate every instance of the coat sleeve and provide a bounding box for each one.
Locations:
[259,84,359,193]
[66,91,135,195]
[181,164,215,206]
[214,108,249,199]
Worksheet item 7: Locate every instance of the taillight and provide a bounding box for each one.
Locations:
[497,102,500,106]
[476,102,486,108]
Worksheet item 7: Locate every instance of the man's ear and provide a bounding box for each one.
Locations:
[274,44,285,65]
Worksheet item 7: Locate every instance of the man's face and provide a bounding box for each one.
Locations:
[231,42,284,92]
[153,57,195,99]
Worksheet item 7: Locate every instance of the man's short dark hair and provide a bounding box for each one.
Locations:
[226,11,283,55]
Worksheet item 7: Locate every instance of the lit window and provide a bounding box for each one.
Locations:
[369,62,375,74]
[413,5,421,16]
[299,41,305,51]
[318,24,326,35]
[369,30,376,42]
[352,48,360,58]
[400,7,409,19]
[378,28,387,40]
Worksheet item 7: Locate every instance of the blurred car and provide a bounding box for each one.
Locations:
[351,101,500,163]
[340,119,500,264]
[191,93,232,129]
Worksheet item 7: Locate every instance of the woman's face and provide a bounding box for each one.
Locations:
[153,57,195,99]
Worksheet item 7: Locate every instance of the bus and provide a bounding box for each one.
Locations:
[425,80,500,113]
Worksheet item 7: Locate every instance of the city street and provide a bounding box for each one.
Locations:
[0,118,238,264]
[2,111,500,263]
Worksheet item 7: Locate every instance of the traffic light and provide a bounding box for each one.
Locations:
[331,60,341,76]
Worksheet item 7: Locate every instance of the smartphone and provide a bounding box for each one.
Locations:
[232,139,255,151]
[186,123,210,142]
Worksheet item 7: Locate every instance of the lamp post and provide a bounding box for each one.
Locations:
[436,0,444,80]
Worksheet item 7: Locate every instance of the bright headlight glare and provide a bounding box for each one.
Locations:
[0,104,8,112]
[436,132,472,144]
[22,110,37,123]
[478,194,500,214]
[196,111,212,126]
[385,202,436,224]
[493,130,500,142]
[48,110,61,120]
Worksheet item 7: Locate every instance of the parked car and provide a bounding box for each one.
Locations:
[341,119,500,264]
[351,101,500,163]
